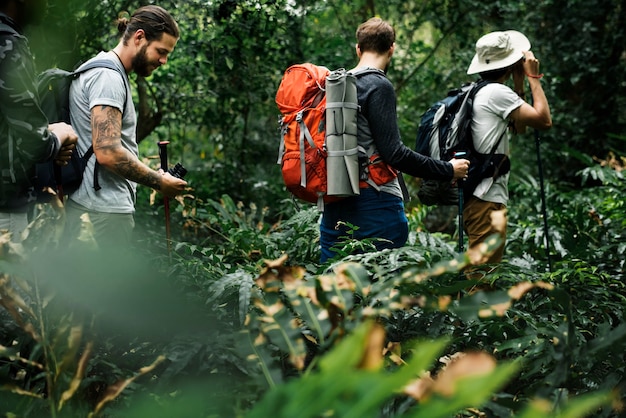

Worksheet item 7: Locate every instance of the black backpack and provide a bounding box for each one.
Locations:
[414,80,510,206]
[1,19,128,202]
[34,60,128,202]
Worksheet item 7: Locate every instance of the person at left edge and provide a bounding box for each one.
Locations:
[63,5,187,249]
[0,0,78,243]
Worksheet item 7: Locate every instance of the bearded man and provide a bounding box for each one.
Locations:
[64,5,187,249]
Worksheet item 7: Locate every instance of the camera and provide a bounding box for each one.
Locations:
[168,162,187,179]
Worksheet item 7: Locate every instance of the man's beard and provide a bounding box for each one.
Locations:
[131,44,156,77]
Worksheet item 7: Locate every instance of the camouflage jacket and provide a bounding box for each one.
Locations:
[0,13,59,210]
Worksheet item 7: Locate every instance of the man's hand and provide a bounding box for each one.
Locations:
[49,122,78,166]
[159,171,188,198]
[450,158,470,180]
[521,50,541,78]
[54,143,76,166]
[49,122,78,146]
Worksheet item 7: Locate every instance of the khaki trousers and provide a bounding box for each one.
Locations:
[463,197,507,264]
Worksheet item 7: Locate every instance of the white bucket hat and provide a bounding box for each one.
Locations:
[467,30,531,75]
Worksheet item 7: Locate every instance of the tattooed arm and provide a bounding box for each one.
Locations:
[91,105,186,197]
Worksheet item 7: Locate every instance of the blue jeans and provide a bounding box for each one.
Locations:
[319,188,408,262]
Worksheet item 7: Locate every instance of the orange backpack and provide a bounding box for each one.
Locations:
[275,63,397,208]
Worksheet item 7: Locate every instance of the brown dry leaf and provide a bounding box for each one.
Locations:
[0,275,37,331]
[399,295,424,309]
[404,270,431,284]
[317,274,336,293]
[383,341,402,357]
[357,322,385,371]
[0,344,44,370]
[466,242,489,265]
[432,351,496,397]
[467,407,487,417]
[317,263,363,297]
[333,263,358,291]
[255,270,281,292]
[438,295,452,310]
[281,268,307,290]
[306,285,320,306]
[290,352,306,371]
[263,254,289,270]
[508,282,534,300]
[59,341,93,410]
[254,299,285,318]
[536,281,555,291]
[58,324,84,374]
[2,385,44,399]
[508,281,555,300]
[89,355,166,417]
[479,301,511,318]
[252,332,267,347]
[303,333,318,345]
[257,255,306,292]
[404,372,435,401]
[439,352,465,367]
[595,151,625,172]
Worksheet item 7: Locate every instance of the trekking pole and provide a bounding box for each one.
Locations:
[454,151,468,253]
[158,141,172,254]
[458,184,464,253]
[534,129,552,272]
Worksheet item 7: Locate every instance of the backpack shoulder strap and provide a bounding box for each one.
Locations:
[468,78,497,99]
[349,67,385,78]
[74,59,121,74]
[73,58,130,92]
[467,79,507,156]
[71,58,129,192]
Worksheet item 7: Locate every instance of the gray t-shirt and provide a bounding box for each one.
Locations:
[68,51,137,213]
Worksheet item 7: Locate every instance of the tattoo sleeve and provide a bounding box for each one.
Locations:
[91,105,162,190]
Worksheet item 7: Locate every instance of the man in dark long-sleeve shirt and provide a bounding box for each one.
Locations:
[319,17,469,262]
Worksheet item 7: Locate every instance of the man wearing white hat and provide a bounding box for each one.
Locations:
[464,30,552,263]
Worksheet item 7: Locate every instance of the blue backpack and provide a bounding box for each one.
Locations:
[414,80,509,206]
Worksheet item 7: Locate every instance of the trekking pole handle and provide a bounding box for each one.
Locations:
[158,141,170,171]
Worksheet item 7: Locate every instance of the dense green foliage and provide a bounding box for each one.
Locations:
[1,0,624,417]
